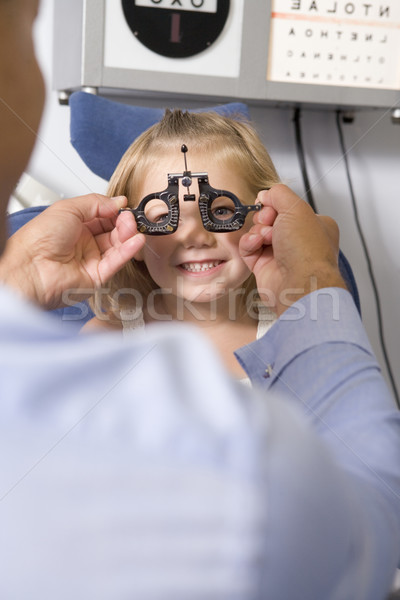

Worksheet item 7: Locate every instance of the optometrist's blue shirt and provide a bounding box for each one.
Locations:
[0,285,399,599]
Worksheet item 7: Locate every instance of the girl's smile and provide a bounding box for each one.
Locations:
[178,260,224,275]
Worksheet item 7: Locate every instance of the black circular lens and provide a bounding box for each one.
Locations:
[143,197,170,225]
[209,195,236,223]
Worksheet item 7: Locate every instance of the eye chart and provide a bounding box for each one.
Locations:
[53,1,400,109]
[267,1,400,90]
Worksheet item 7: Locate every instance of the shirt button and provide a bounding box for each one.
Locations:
[263,364,274,378]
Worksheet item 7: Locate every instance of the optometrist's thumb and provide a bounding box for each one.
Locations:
[56,194,128,223]
[255,185,338,266]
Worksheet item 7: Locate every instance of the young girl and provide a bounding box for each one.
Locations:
[84,109,280,379]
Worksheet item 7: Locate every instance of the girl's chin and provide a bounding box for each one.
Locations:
[175,288,230,305]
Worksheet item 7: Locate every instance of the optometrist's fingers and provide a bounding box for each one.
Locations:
[316,214,340,253]
[95,230,146,288]
[115,209,140,242]
[240,184,346,315]
[253,191,277,226]
[93,210,144,260]
[253,207,277,227]
[254,188,339,259]
[0,194,143,310]
[240,224,273,256]
[25,194,129,246]
[59,194,128,225]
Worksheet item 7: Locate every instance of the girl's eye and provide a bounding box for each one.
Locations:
[144,199,169,224]
[210,196,235,221]
[213,207,233,217]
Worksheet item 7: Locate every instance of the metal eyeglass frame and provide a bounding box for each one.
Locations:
[119,145,261,235]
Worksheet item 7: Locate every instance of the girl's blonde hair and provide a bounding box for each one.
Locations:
[92,109,280,321]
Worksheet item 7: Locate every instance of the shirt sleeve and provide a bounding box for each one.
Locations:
[236,287,400,593]
[1,285,399,598]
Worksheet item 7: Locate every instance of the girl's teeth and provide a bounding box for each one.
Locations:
[181,261,221,272]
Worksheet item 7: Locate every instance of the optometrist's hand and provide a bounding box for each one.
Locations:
[0,194,145,310]
[239,184,346,316]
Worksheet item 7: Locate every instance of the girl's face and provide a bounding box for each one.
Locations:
[133,149,256,308]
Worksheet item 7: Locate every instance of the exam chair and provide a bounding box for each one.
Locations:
[7,92,361,330]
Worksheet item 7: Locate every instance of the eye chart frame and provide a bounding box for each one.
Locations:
[53,0,400,110]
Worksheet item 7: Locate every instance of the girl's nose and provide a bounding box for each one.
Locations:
[175,203,216,248]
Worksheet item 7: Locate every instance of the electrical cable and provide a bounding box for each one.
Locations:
[292,108,318,213]
[335,110,400,409]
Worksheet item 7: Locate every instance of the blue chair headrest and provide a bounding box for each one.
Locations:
[69,91,251,181]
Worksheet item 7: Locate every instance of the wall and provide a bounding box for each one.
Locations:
[28,1,400,399]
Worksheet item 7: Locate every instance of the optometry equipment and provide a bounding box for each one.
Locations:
[120,145,261,235]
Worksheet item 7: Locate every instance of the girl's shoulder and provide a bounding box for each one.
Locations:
[256,303,277,339]
[120,308,146,335]
[80,316,123,334]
